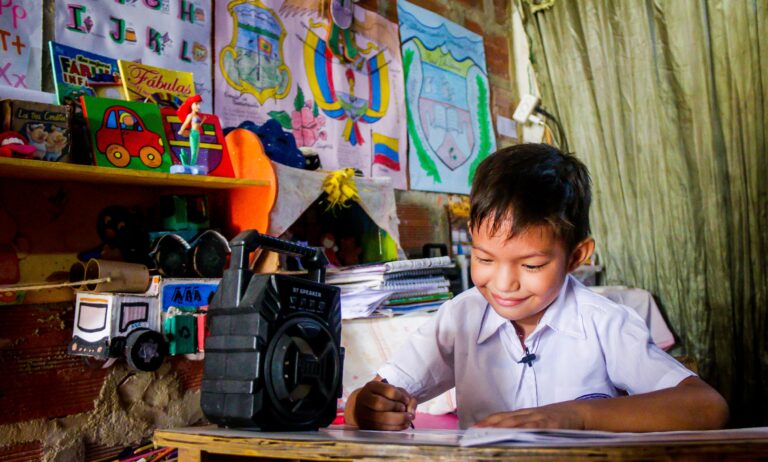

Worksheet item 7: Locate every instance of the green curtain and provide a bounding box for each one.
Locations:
[518,0,767,426]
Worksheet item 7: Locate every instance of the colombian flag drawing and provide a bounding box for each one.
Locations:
[372,133,400,171]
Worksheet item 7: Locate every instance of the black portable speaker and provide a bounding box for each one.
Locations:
[201,230,344,430]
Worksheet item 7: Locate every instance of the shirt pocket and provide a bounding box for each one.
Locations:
[554,382,617,402]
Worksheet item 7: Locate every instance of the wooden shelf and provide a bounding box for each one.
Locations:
[0,157,269,189]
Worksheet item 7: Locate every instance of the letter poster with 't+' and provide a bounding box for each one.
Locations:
[0,1,43,91]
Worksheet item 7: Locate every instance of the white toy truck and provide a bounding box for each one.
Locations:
[68,277,220,371]
[69,290,166,371]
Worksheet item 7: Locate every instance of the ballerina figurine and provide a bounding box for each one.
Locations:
[177,95,207,167]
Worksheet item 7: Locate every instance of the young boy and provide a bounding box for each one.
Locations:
[344,144,728,431]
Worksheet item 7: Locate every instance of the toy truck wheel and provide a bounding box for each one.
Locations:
[139,146,163,168]
[106,144,131,167]
[125,329,167,372]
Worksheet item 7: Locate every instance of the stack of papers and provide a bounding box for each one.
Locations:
[327,257,454,319]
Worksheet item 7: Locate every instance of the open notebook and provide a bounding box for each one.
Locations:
[460,427,768,447]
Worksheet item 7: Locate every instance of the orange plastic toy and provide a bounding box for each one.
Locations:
[225,128,277,235]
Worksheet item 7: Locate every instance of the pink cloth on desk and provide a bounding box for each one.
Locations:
[333,411,459,429]
[412,412,459,429]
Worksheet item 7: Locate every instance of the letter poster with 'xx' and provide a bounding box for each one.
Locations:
[54,0,213,113]
[214,0,407,189]
[0,1,43,90]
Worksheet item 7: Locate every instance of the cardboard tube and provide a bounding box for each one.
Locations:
[85,259,150,293]
[69,261,86,290]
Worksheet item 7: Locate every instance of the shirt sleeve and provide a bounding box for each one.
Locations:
[377,303,457,404]
[599,303,695,394]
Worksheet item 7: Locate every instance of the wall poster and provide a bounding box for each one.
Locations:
[54,0,213,113]
[214,0,407,189]
[398,0,496,194]
[0,1,43,90]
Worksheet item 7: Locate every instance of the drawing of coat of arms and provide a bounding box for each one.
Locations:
[219,0,291,104]
[408,43,483,171]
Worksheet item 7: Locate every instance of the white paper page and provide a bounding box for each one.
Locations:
[461,427,768,448]
[341,290,395,319]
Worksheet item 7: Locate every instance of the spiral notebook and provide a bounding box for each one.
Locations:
[326,256,453,284]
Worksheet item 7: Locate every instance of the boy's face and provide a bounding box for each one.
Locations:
[470,220,589,332]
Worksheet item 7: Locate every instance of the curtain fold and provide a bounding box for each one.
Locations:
[519,0,767,425]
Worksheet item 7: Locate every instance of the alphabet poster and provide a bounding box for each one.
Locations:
[54,0,213,113]
[0,1,43,90]
[398,0,496,194]
[214,0,407,189]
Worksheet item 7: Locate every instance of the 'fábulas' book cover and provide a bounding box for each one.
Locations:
[118,60,195,109]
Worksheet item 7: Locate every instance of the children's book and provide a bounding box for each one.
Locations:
[1,99,71,162]
[49,42,123,112]
[80,96,172,172]
[118,61,195,109]
[159,108,235,178]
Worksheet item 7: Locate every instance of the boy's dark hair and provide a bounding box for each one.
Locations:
[470,143,592,251]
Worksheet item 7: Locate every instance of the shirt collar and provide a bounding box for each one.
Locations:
[539,274,587,339]
[477,301,508,344]
[476,275,586,344]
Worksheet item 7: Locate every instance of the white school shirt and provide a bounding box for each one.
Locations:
[377,275,695,429]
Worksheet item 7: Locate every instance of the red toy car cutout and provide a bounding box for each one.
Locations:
[95,106,165,168]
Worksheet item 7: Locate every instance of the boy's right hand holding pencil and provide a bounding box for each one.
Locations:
[345,377,417,430]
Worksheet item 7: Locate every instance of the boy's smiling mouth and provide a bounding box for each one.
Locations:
[492,293,530,307]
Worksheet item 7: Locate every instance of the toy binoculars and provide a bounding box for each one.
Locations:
[149,229,230,278]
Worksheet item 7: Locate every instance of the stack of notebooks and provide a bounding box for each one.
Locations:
[326,256,454,319]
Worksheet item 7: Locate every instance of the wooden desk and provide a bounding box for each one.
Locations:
[155,426,768,461]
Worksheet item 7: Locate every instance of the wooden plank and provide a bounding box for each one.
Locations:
[177,447,203,462]
[155,427,768,462]
[0,158,267,189]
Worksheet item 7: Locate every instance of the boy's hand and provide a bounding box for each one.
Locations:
[473,402,585,429]
[353,380,417,431]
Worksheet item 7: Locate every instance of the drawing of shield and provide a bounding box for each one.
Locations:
[417,62,474,171]
[219,0,291,104]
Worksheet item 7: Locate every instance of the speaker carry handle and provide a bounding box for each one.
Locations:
[223,230,329,308]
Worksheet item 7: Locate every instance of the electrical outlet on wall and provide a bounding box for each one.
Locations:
[512,94,541,124]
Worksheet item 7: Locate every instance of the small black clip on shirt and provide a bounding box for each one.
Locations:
[519,346,536,367]
[381,378,415,429]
